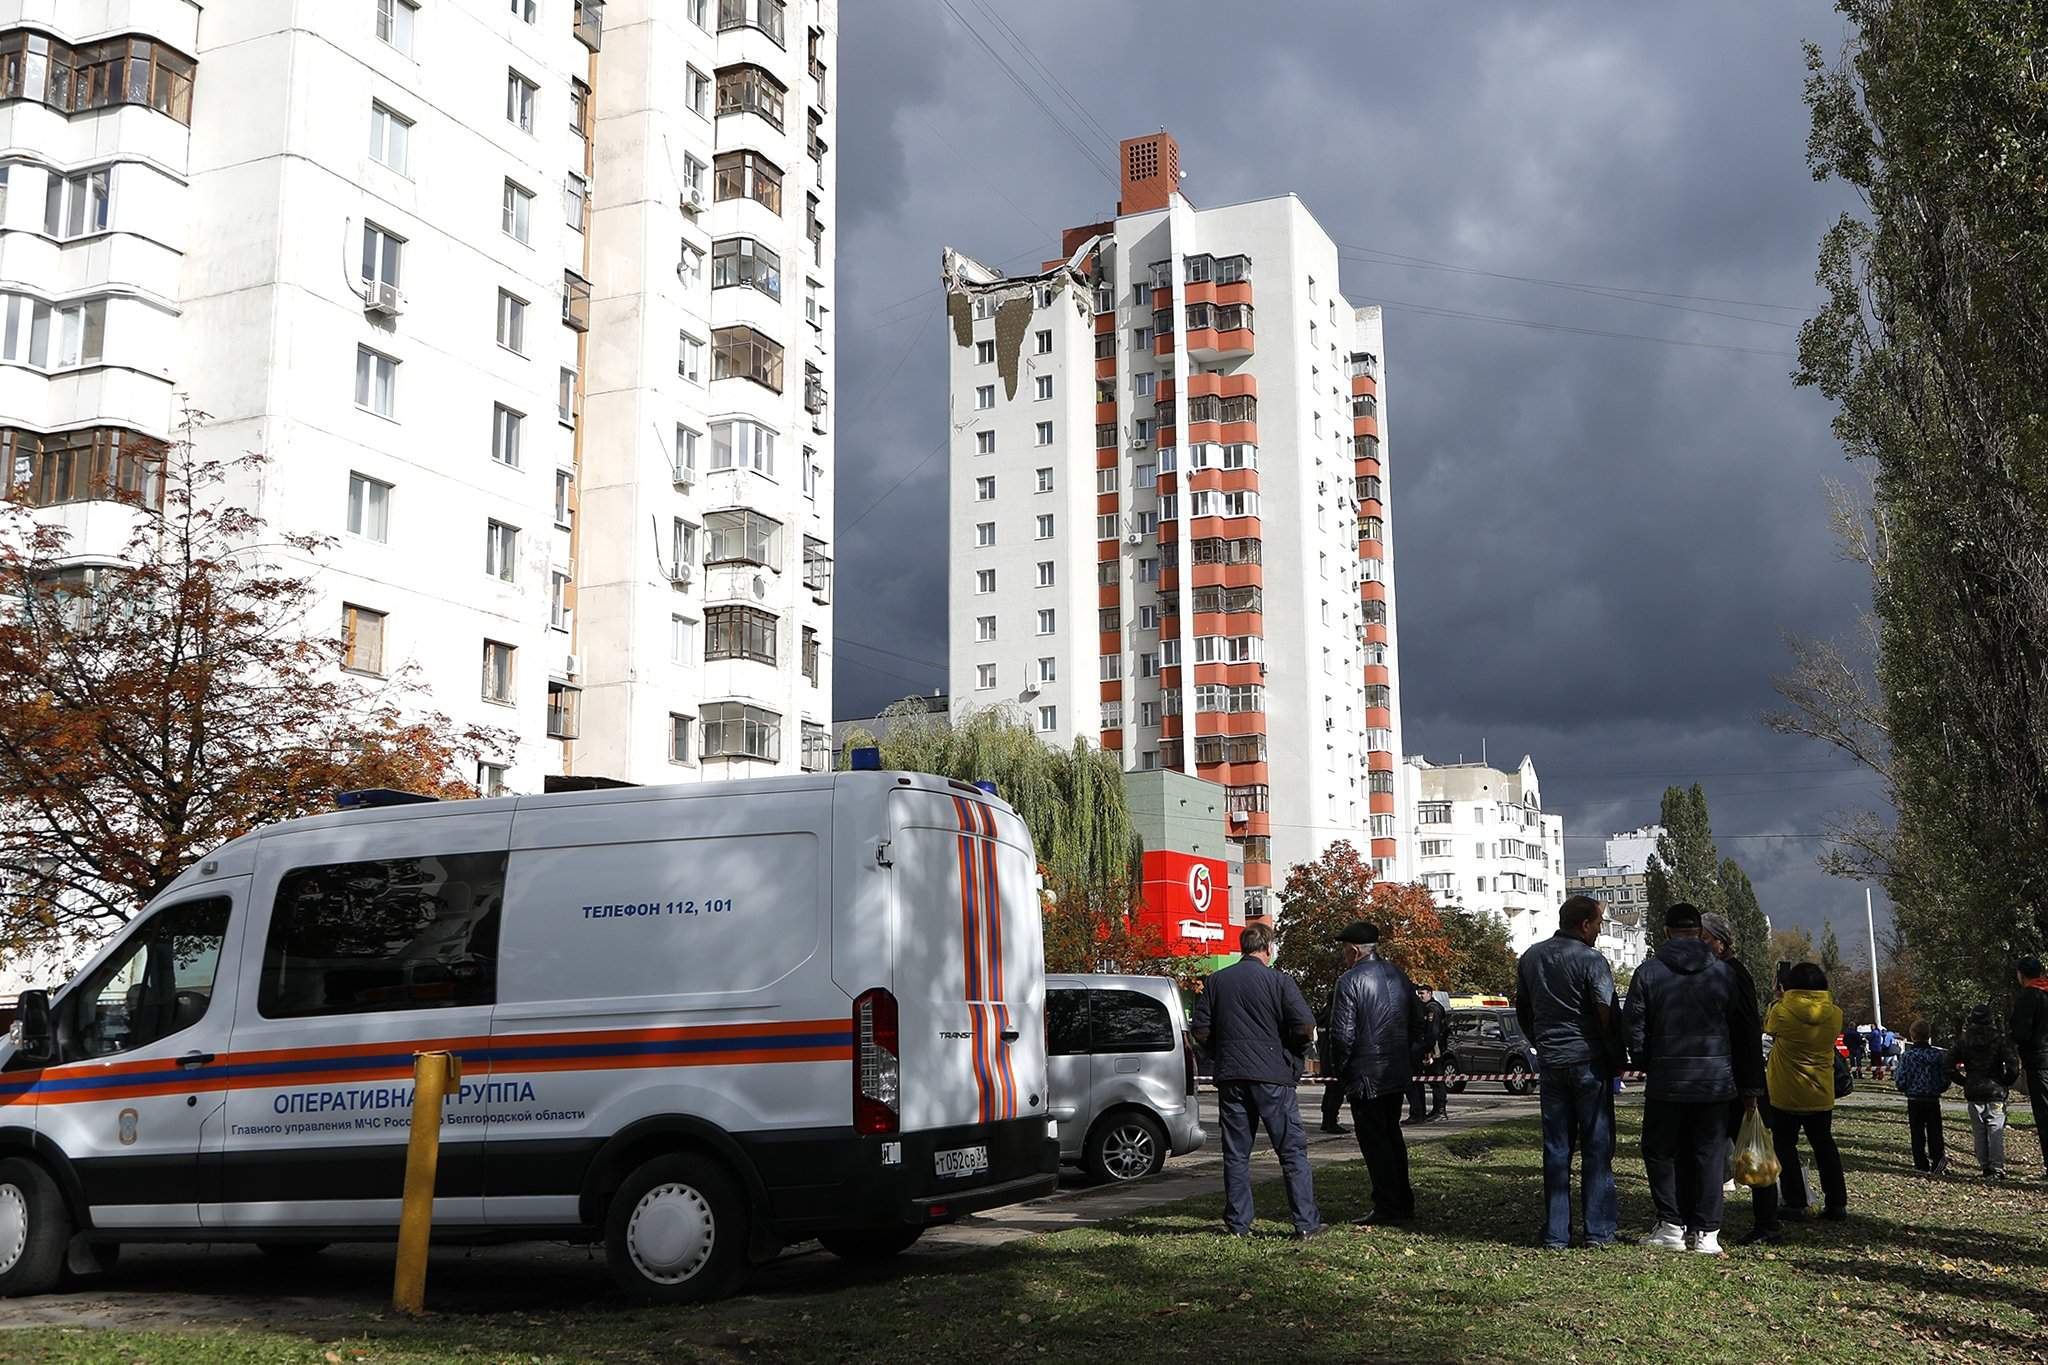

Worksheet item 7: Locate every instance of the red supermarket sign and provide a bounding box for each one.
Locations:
[1137,851,1231,956]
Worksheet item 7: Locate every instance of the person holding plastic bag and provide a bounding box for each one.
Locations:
[1764,963,1849,1221]
[1703,913,1779,1243]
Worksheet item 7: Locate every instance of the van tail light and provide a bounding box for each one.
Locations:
[1184,1036,1198,1096]
[854,988,901,1135]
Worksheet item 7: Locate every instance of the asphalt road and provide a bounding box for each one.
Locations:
[0,1086,1547,1328]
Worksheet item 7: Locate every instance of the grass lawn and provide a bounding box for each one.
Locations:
[2,1102,2044,1364]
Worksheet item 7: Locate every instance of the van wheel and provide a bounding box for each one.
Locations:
[257,1242,329,1261]
[818,1226,924,1261]
[1085,1111,1168,1183]
[0,1158,71,1298]
[1503,1059,1533,1095]
[605,1155,748,1305]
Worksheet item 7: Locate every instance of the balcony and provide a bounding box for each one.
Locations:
[573,0,604,49]
[804,363,827,415]
[562,271,591,332]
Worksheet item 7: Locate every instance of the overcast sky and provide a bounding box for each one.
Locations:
[828,0,1883,946]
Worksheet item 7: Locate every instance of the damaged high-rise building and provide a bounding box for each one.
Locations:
[943,130,1407,914]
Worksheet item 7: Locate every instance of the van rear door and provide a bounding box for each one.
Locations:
[887,788,1046,1137]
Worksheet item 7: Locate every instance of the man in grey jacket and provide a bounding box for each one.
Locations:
[1331,921,1425,1225]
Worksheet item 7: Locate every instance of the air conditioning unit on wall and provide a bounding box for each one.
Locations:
[366,282,404,316]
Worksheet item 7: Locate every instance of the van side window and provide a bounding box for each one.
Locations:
[1090,990,1174,1054]
[72,896,231,1058]
[258,853,506,1018]
[1046,988,1089,1057]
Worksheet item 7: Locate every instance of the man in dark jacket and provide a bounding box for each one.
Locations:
[2008,956,2048,1177]
[1624,902,1754,1255]
[1406,984,1450,1123]
[1516,894,1620,1249]
[1317,996,1349,1134]
[1331,920,1425,1224]
[1191,922,1326,1238]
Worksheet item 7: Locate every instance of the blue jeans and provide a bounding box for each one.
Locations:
[1539,1062,1617,1247]
[1217,1080,1321,1233]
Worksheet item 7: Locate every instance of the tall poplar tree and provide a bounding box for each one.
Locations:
[1644,785,1725,942]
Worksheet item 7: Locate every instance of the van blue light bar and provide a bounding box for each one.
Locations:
[336,789,441,810]
[851,748,882,771]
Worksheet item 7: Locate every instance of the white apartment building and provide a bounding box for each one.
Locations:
[1407,754,1565,957]
[1602,823,1666,876]
[944,131,1407,914]
[0,0,836,795]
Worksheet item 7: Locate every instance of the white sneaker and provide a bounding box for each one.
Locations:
[1692,1230,1723,1255]
[1645,1222,1687,1251]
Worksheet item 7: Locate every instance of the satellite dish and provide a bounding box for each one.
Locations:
[753,574,768,600]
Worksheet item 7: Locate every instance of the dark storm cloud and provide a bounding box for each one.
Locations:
[829,1,1883,941]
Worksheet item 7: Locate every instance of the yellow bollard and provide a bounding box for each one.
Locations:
[392,1050,461,1316]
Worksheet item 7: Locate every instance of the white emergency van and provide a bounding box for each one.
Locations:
[0,771,1058,1302]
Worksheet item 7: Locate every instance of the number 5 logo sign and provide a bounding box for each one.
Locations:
[1188,863,1213,915]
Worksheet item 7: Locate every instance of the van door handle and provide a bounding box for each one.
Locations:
[177,1051,215,1069]
[1000,1030,1020,1042]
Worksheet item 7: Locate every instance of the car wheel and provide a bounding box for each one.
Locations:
[605,1154,748,1305]
[818,1226,924,1261]
[1504,1059,1533,1096]
[257,1242,330,1261]
[1085,1110,1169,1183]
[0,1158,71,1299]
[1443,1053,1467,1095]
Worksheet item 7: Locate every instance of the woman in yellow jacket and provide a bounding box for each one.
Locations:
[1764,962,1848,1219]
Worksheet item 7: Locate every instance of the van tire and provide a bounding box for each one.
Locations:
[1084,1110,1168,1183]
[817,1226,924,1261]
[0,1158,71,1299]
[605,1154,748,1305]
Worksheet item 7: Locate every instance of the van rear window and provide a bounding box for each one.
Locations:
[1090,990,1174,1054]
[258,852,506,1018]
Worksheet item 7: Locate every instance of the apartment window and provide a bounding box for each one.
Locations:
[704,508,783,569]
[491,405,523,467]
[975,431,996,455]
[553,469,573,528]
[377,0,418,54]
[1098,654,1120,682]
[495,290,527,353]
[671,614,696,663]
[705,605,779,664]
[1094,334,1115,360]
[1138,557,1159,583]
[974,475,995,501]
[341,604,386,676]
[347,473,392,542]
[676,425,700,480]
[1036,608,1055,635]
[715,63,788,130]
[483,520,520,583]
[565,171,590,231]
[481,640,515,703]
[559,367,577,424]
[569,78,590,138]
[974,384,995,410]
[1,297,108,372]
[1037,656,1057,684]
[709,418,777,475]
[361,223,403,292]
[975,340,995,365]
[711,325,784,392]
[678,331,704,383]
[506,71,537,133]
[1134,371,1155,398]
[1095,423,1118,448]
[563,271,591,331]
[1102,701,1123,729]
[370,103,412,174]
[675,519,700,586]
[1135,510,1158,535]
[1037,706,1057,734]
[1134,462,1156,489]
[668,714,694,764]
[43,168,111,240]
[976,663,996,690]
[502,180,533,242]
[688,66,711,116]
[1096,514,1118,540]
[1133,327,1151,351]
[1035,514,1054,539]
[1034,329,1052,355]
[1030,421,1051,446]
[549,571,571,631]
[1139,699,1161,726]
[1418,802,1452,825]
[509,0,536,21]
[712,150,783,214]
[477,762,510,797]
[711,237,783,298]
[803,453,822,500]
[354,347,397,417]
[1095,467,1118,495]
[543,681,579,739]
[1137,604,1158,630]
[805,276,826,330]
[1036,560,1055,587]
[1036,467,1054,492]
[975,521,995,547]
[683,154,708,201]
[975,615,996,643]
[975,568,995,594]
[1034,375,1053,401]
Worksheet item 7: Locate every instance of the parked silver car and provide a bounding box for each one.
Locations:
[1045,974,1207,1182]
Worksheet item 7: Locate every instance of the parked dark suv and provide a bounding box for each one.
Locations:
[1444,1007,1539,1095]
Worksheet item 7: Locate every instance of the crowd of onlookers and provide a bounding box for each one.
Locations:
[1188,899,2048,1251]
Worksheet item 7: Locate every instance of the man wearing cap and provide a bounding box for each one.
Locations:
[1624,901,1755,1255]
[1406,982,1450,1124]
[1191,922,1327,1239]
[1331,920,1426,1225]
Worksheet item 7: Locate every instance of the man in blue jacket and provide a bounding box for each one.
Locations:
[1625,902,1754,1255]
[1191,922,1327,1239]
[1331,920,1425,1225]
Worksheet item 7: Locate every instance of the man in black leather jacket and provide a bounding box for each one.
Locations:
[1331,920,1426,1224]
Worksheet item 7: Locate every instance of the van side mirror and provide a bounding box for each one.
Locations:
[13,990,52,1063]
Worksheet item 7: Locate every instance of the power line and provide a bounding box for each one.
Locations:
[930,0,1117,184]
[838,635,948,673]
[840,431,949,535]
[968,0,1117,150]
[1336,241,1814,314]
[1369,295,1797,358]
[1341,251,1799,332]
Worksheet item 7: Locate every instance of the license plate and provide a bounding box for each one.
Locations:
[934,1145,989,1179]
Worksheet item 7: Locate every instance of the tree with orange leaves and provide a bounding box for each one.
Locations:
[1274,840,1462,1002]
[0,417,510,967]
